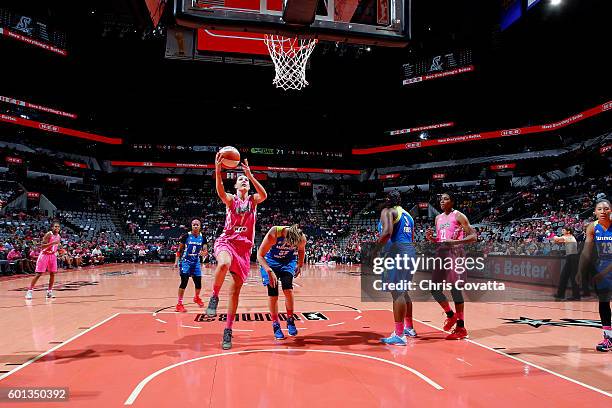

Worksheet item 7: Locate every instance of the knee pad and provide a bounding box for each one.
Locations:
[179,274,189,289]
[192,276,202,290]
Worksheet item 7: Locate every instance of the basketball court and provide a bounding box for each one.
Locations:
[1,264,610,406]
[1,0,611,407]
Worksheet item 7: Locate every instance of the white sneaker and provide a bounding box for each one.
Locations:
[404,327,418,337]
[25,290,33,300]
[380,332,408,346]
[46,290,55,298]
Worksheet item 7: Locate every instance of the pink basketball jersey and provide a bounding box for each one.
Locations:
[436,210,464,242]
[42,233,60,255]
[220,194,257,246]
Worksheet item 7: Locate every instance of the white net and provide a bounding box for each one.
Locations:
[263,34,317,91]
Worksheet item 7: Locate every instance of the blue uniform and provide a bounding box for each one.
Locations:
[377,206,415,243]
[179,233,204,276]
[260,226,298,286]
[593,221,612,290]
[378,206,416,287]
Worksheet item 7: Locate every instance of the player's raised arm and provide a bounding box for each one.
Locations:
[241,159,267,205]
[215,152,233,206]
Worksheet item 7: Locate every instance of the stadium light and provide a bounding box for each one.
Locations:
[550,0,562,6]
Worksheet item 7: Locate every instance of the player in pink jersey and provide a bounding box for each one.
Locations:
[426,193,477,340]
[206,153,267,350]
[25,221,62,300]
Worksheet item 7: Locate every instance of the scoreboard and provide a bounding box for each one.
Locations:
[0,8,67,53]
[402,49,473,85]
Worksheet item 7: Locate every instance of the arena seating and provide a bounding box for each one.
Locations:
[0,169,609,276]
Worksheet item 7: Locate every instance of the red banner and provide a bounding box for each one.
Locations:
[250,166,361,175]
[432,173,446,180]
[299,181,313,187]
[601,144,612,154]
[353,101,612,155]
[389,122,455,136]
[64,161,88,169]
[112,161,214,169]
[0,27,68,56]
[5,156,23,164]
[0,114,122,145]
[110,162,359,174]
[402,65,475,86]
[379,173,400,180]
[418,202,429,209]
[490,163,517,171]
[27,192,40,199]
[0,96,77,119]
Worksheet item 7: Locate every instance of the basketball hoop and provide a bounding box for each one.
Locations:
[263,34,317,91]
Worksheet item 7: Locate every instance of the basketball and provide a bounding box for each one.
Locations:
[219,146,240,169]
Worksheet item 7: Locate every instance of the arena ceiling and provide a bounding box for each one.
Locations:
[1,0,610,156]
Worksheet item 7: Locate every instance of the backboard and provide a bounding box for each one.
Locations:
[175,0,410,46]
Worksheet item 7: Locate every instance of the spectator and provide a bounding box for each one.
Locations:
[553,226,580,301]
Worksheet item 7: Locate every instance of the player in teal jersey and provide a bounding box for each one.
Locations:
[258,225,307,339]
[577,199,612,352]
[175,218,207,312]
[374,190,417,346]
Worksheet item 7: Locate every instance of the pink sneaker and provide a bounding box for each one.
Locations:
[596,337,611,352]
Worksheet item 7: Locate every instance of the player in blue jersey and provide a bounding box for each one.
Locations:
[257,225,306,339]
[175,218,207,312]
[577,199,612,352]
[374,190,418,346]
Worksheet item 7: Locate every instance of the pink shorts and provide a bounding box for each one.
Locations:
[214,236,252,283]
[36,253,58,273]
